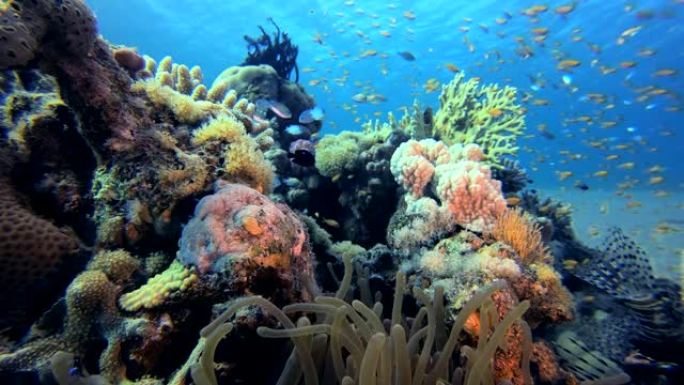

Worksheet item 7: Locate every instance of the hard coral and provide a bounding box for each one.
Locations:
[432,73,525,167]
[0,0,97,69]
[0,177,79,297]
[119,260,198,312]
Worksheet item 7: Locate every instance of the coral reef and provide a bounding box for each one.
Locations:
[211,64,315,136]
[182,256,536,385]
[432,73,525,167]
[308,127,403,246]
[122,183,315,311]
[489,208,549,265]
[1,1,677,384]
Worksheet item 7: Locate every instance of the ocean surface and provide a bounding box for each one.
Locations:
[89,0,683,278]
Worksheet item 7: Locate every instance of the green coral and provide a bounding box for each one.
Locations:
[432,73,525,167]
[314,131,385,179]
[119,260,199,312]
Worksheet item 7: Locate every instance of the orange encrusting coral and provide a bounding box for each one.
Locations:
[490,208,549,264]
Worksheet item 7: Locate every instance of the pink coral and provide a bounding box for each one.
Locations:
[436,160,507,231]
[390,139,506,232]
[390,139,448,197]
[177,183,314,300]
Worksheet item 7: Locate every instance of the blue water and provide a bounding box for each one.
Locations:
[90,0,683,191]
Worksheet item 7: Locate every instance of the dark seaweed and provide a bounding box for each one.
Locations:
[242,18,299,82]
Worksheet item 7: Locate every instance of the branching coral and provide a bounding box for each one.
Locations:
[132,55,269,132]
[432,73,525,167]
[119,260,198,312]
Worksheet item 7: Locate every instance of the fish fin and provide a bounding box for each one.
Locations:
[552,329,630,383]
[574,227,684,341]
[574,227,655,299]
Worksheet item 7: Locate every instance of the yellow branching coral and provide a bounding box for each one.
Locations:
[190,114,274,193]
[131,79,223,125]
[490,208,549,265]
[119,260,198,312]
[224,138,274,194]
[191,114,246,146]
[432,73,525,167]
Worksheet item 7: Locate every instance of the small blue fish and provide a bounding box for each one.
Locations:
[298,107,325,124]
[285,124,307,136]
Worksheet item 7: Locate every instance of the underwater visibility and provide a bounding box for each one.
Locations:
[1,0,683,384]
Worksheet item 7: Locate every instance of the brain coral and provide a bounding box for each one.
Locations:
[177,183,314,300]
[0,0,97,69]
[0,177,79,293]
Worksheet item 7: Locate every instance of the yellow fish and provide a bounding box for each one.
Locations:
[555,4,576,15]
[523,4,549,16]
[532,27,549,35]
[653,69,677,77]
[594,170,609,177]
[557,59,581,70]
[360,49,378,58]
[488,108,503,117]
[618,162,635,170]
[445,63,460,73]
[403,10,416,20]
[558,171,573,181]
[423,78,441,93]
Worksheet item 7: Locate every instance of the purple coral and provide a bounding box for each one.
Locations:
[177,183,314,300]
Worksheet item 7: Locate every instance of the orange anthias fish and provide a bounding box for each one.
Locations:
[488,108,503,117]
[653,69,677,77]
[523,4,549,16]
[403,10,416,20]
[555,3,576,15]
[557,59,581,70]
[445,63,460,73]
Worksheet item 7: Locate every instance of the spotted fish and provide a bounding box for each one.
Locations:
[552,329,631,384]
[573,227,684,342]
